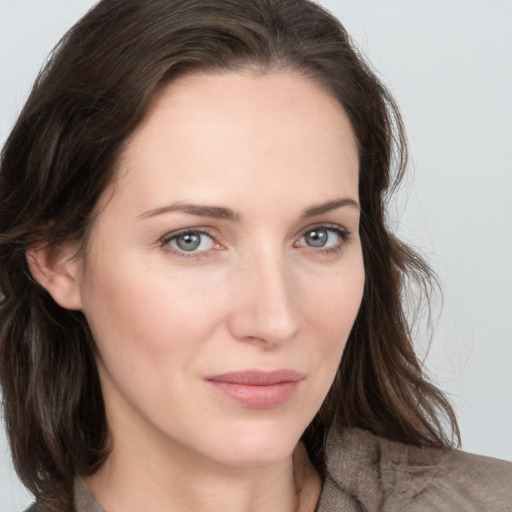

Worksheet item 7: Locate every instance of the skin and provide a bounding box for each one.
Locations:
[30,70,364,512]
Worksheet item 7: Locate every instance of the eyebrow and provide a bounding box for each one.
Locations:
[138,197,360,221]
[301,198,360,218]
[138,203,240,221]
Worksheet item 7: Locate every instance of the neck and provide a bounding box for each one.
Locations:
[83,431,321,512]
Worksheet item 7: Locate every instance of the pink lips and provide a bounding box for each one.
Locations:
[206,370,304,409]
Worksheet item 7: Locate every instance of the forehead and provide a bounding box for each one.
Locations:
[112,70,359,215]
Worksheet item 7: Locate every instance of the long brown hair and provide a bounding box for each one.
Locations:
[0,0,460,508]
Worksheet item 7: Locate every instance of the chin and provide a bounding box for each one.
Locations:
[195,415,308,468]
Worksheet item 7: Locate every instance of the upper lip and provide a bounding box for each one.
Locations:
[206,369,305,385]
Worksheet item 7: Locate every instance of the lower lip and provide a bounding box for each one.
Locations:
[207,380,302,409]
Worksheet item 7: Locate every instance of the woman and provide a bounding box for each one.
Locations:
[0,0,511,511]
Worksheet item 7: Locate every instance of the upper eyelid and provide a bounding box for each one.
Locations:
[160,226,217,242]
[305,222,347,231]
[297,222,349,238]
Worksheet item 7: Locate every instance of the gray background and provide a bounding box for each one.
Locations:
[1,0,511,509]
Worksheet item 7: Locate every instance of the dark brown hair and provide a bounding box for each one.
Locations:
[0,0,460,508]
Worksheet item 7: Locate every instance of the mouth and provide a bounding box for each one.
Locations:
[205,369,305,409]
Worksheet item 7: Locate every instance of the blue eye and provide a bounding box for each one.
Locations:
[163,230,215,253]
[298,226,348,250]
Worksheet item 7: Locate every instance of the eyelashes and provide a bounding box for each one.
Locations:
[162,228,218,254]
[294,225,350,254]
[159,224,351,259]
[160,227,220,259]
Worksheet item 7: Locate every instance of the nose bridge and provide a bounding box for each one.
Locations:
[227,244,300,345]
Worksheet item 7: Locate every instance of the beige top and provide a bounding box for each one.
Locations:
[33,427,512,511]
[317,427,512,511]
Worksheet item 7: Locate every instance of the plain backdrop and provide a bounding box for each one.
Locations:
[1,0,511,509]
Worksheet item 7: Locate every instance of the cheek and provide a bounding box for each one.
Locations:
[288,254,365,420]
[316,263,364,369]
[79,257,231,430]
[302,256,365,342]
[80,253,227,371]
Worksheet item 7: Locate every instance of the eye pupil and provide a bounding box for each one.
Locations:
[176,233,201,251]
[305,229,328,247]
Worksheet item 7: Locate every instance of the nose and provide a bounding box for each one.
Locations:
[226,250,300,347]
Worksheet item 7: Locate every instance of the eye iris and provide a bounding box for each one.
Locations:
[176,233,201,251]
[305,229,328,247]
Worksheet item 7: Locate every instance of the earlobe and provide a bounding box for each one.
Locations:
[26,244,84,310]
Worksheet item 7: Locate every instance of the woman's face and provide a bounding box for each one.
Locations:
[76,71,364,467]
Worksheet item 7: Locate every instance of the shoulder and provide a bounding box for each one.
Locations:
[23,502,69,512]
[318,427,512,512]
[22,477,103,512]
[23,501,74,512]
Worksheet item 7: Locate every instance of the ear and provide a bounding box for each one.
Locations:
[26,244,84,310]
